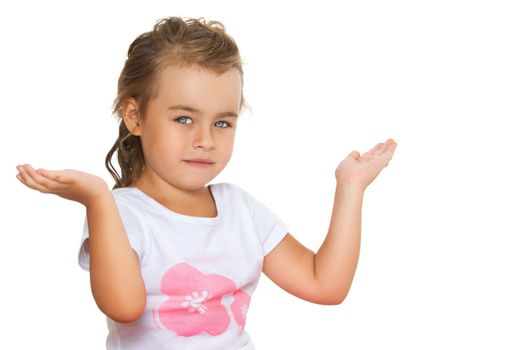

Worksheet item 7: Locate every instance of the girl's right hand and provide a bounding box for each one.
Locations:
[16,164,110,207]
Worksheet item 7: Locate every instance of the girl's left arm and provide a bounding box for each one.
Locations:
[313,183,364,304]
[315,139,397,303]
[262,139,397,305]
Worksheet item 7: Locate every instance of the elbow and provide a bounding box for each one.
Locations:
[311,295,344,306]
[332,294,347,305]
[105,301,146,323]
[111,312,143,324]
[91,279,147,323]
[97,293,147,324]
[314,272,354,305]
[320,288,349,305]
[322,295,346,306]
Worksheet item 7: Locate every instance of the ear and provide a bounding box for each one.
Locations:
[122,98,142,136]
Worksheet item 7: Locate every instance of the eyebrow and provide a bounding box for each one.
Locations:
[167,104,238,118]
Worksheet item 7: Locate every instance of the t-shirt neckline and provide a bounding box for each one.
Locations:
[114,184,222,225]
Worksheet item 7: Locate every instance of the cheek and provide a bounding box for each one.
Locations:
[219,138,235,159]
[217,132,234,145]
[142,129,185,160]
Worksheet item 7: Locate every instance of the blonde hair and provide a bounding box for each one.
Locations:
[105,16,249,190]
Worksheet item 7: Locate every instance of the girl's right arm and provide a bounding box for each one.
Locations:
[86,191,146,323]
[16,164,146,323]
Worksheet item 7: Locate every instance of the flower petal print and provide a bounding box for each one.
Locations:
[231,289,252,335]
[157,262,237,337]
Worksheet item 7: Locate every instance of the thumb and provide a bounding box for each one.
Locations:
[350,151,360,160]
[36,168,63,181]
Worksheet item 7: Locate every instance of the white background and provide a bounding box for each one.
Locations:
[2,0,524,349]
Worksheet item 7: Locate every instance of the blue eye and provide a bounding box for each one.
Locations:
[215,121,231,128]
[175,116,192,125]
[174,116,231,128]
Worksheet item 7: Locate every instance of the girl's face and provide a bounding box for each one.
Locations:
[125,65,242,192]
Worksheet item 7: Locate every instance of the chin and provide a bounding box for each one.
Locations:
[179,176,217,190]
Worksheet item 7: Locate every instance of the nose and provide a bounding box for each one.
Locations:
[192,125,215,150]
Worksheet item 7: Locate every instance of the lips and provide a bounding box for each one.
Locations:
[184,159,214,164]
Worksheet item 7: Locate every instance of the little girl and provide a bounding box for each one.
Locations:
[16,16,397,350]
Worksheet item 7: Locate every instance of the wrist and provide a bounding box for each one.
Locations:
[85,189,112,208]
[336,181,366,194]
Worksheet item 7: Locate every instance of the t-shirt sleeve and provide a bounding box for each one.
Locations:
[78,199,148,271]
[250,193,290,257]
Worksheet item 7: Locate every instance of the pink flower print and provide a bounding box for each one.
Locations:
[231,289,252,334]
[157,262,237,337]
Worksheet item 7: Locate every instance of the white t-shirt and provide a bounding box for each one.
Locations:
[78,182,289,350]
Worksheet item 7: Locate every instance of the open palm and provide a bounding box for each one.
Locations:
[335,138,398,190]
[16,164,109,207]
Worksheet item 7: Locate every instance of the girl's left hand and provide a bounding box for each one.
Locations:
[335,138,398,191]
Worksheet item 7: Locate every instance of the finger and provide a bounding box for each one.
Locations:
[17,165,49,192]
[384,139,397,154]
[18,165,56,193]
[350,150,360,160]
[378,139,397,154]
[378,141,389,153]
[36,168,65,182]
[17,165,46,192]
[372,143,385,155]
[40,168,76,186]
[364,142,382,156]
[27,166,65,187]
[372,142,383,152]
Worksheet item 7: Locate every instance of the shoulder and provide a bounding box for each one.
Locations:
[212,182,257,211]
[110,187,147,215]
[213,182,254,200]
[111,188,139,203]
